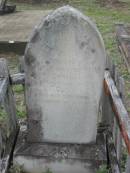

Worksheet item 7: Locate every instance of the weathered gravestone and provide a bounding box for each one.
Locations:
[25,6,106,144]
[14,6,107,173]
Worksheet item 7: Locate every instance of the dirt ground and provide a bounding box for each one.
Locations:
[0,10,50,42]
[96,0,127,7]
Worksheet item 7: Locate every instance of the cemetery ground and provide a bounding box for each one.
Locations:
[0,0,130,172]
[1,0,129,117]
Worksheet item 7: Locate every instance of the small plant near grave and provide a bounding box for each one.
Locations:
[13,85,26,118]
[9,164,26,173]
[43,168,53,173]
[13,85,24,94]
[121,148,128,172]
[9,165,53,173]
[96,165,108,173]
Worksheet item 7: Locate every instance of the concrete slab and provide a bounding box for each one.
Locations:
[13,122,107,173]
[0,10,50,42]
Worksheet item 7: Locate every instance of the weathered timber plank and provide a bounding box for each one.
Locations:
[126,155,130,173]
[116,24,130,73]
[1,155,9,173]
[113,69,125,163]
[3,88,17,131]
[104,70,130,154]
[0,58,8,103]
[102,57,115,126]
[0,78,8,104]
[120,35,130,41]
[102,89,114,126]
[0,58,9,78]
[18,56,25,73]
[113,67,120,151]
[11,73,25,85]
[116,128,122,163]
[106,131,121,173]
[0,58,17,129]
[0,58,18,173]
[116,76,125,163]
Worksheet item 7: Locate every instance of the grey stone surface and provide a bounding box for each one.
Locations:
[13,124,107,173]
[25,6,106,143]
[0,10,50,42]
[14,157,97,173]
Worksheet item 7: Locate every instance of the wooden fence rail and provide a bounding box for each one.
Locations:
[104,70,130,155]
[104,70,130,173]
[11,73,25,85]
[0,78,8,104]
[0,58,18,173]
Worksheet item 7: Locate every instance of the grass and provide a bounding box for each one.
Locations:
[13,85,26,118]
[13,85,24,93]
[96,165,108,173]
[9,165,26,173]
[9,165,53,173]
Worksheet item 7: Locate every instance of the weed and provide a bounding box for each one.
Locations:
[13,85,24,93]
[9,164,26,173]
[0,106,7,121]
[121,148,128,172]
[43,168,53,173]
[96,165,108,173]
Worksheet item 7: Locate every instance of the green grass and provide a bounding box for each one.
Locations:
[13,85,26,118]
[9,164,26,173]
[13,85,24,93]
[0,85,26,120]
[96,165,108,173]
[9,165,53,173]
[121,148,128,172]
[0,106,7,121]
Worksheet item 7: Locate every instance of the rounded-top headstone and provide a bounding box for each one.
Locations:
[25,6,106,144]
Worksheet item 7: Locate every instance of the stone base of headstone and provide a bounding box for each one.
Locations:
[13,123,107,173]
